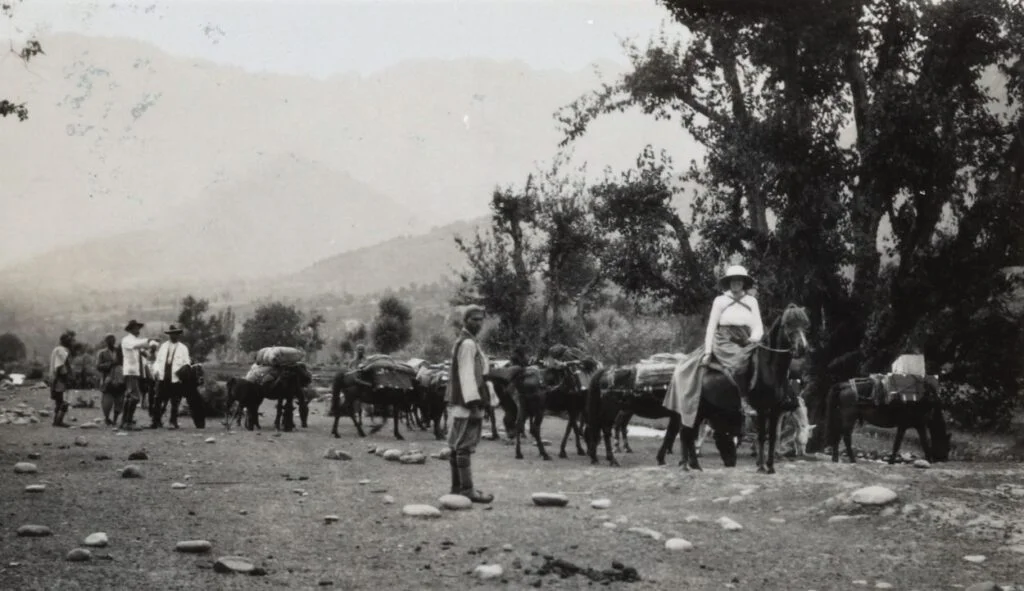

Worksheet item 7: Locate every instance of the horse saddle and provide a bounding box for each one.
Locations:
[864,373,936,405]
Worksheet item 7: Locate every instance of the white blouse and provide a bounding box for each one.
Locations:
[704,292,765,352]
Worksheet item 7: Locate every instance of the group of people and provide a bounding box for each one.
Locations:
[48,319,204,431]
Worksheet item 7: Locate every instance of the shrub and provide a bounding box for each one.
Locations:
[938,382,1021,433]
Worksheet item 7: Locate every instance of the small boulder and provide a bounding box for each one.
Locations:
[716,517,743,531]
[128,451,148,461]
[171,482,188,490]
[16,525,52,537]
[175,540,213,553]
[436,448,452,460]
[602,522,617,529]
[963,555,986,564]
[875,583,893,589]
[66,548,92,562]
[214,556,256,574]
[323,515,340,524]
[13,462,38,474]
[502,544,514,552]
[474,564,504,580]
[439,494,472,511]
[74,436,88,447]
[120,465,143,479]
[531,493,569,507]
[205,437,216,444]
[382,449,404,461]
[627,527,663,541]
[400,453,427,465]
[358,479,371,485]
[590,498,611,510]
[24,484,46,493]
[27,452,41,459]
[383,495,396,505]
[769,517,786,524]
[850,486,898,506]
[77,423,98,430]
[324,449,352,461]
[402,504,441,518]
[913,459,930,469]
[84,532,109,547]
[665,538,694,551]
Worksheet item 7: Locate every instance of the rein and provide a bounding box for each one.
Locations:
[755,342,793,355]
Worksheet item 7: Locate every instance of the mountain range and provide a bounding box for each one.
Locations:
[0,32,696,293]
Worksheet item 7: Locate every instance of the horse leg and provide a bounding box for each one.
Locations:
[299,394,309,428]
[352,401,367,438]
[392,404,404,440]
[621,414,633,453]
[532,413,551,461]
[559,412,573,459]
[658,414,680,466]
[917,420,934,462]
[889,426,907,464]
[488,406,500,440]
[572,411,587,456]
[514,405,527,460]
[603,421,619,467]
[765,410,780,475]
[755,412,768,473]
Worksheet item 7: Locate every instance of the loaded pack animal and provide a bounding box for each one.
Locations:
[224,364,311,432]
[413,363,450,440]
[826,373,950,463]
[330,355,419,440]
[485,358,591,461]
[585,357,690,467]
[675,304,812,474]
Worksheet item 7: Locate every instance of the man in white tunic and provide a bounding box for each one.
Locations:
[120,319,151,430]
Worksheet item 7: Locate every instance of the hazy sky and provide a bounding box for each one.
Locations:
[12,0,678,77]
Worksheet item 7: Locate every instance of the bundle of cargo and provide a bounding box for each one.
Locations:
[358,354,418,376]
[633,354,681,392]
[353,354,417,391]
[245,359,313,388]
[254,346,306,368]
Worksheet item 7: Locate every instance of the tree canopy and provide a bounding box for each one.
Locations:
[371,296,413,354]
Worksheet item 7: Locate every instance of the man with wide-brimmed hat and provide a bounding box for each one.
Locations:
[151,324,192,429]
[119,319,151,430]
[445,304,495,504]
[48,330,76,428]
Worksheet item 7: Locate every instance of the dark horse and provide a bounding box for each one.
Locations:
[224,366,310,432]
[486,361,588,461]
[330,362,418,440]
[675,304,811,474]
[826,376,951,463]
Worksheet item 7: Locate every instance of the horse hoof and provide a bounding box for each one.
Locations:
[395,436,405,441]
[576,449,586,456]
[515,455,524,460]
[542,455,552,461]
[558,452,568,459]
[766,466,776,475]
[657,458,666,466]
[609,460,621,467]
[625,449,634,454]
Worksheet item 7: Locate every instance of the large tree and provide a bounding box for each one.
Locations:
[238,302,307,353]
[176,295,227,363]
[371,296,413,354]
[558,0,1024,433]
[0,332,27,364]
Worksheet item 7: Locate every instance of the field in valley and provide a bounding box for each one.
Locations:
[2,383,1023,591]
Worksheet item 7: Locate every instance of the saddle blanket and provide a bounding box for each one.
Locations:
[853,373,939,405]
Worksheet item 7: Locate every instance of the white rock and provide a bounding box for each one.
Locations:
[439,494,472,510]
[853,581,868,586]
[323,515,340,524]
[712,496,730,504]
[913,459,930,469]
[383,449,404,461]
[171,482,187,490]
[717,517,743,531]
[828,515,866,524]
[851,486,898,506]
[963,555,986,564]
[502,544,513,552]
[175,540,213,553]
[590,498,611,509]
[74,436,88,447]
[627,527,663,540]
[358,479,371,485]
[665,538,694,551]
[602,522,617,529]
[66,548,92,562]
[474,564,504,580]
[324,449,352,461]
[383,495,395,505]
[615,516,629,524]
[24,484,46,493]
[402,504,441,518]
[875,583,893,589]
[16,525,52,537]
[532,492,569,507]
[13,462,38,474]
[769,517,786,524]
[684,515,702,523]
[205,437,216,444]
[84,532,109,547]
[214,556,256,574]
[400,453,427,465]
[728,495,745,505]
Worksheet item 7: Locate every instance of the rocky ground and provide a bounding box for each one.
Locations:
[2,385,1023,591]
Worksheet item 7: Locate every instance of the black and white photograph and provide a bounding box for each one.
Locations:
[1,0,1022,588]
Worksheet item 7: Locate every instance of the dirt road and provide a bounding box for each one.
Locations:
[2,389,1022,590]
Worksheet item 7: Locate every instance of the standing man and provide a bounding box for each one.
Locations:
[96,334,123,426]
[120,319,150,430]
[48,330,76,428]
[151,324,191,429]
[445,305,494,504]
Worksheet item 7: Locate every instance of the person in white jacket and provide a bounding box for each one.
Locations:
[120,319,152,430]
[150,324,192,429]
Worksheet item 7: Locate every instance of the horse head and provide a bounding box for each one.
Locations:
[776,304,811,359]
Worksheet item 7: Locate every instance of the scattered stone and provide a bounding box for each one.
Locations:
[205,437,216,444]
[769,517,786,524]
[323,515,340,524]
[627,527,663,541]
[27,452,41,459]
[74,436,88,447]
[828,515,866,524]
[590,499,611,509]
[474,564,504,580]
[95,454,111,461]
[84,533,109,547]
[850,486,898,506]
[963,555,987,564]
[913,459,930,469]
[121,465,143,479]
[292,488,308,496]
[684,515,702,523]
[175,540,213,553]
[502,544,514,552]
[66,548,92,562]
[358,479,371,485]
[400,453,427,465]
[602,522,617,530]
[13,462,38,474]
[728,495,745,505]
[239,510,248,515]
[853,581,868,586]
[615,516,629,524]
[16,525,52,537]
[712,496,730,504]
[24,484,46,493]
[382,449,404,461]
[965,583,1002,591]
[171,482,188,490]
[436,448,452,460]
[665,538,694,552]
[383,495,396,505]
[128,451,148,461]
[875,583,893,589]
[324,449,352,461]
[214,556,256,574]
[78,423,97,430]
[402,504,441,518]
[532,493,569,507]
[439,494,472,510]
[716,517,743,531]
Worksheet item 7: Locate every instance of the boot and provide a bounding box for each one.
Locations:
[456,453,493,504]
[119,400,137,431]
[449,453,462,494]
[53,403,70,428]
[169,397,181,429]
